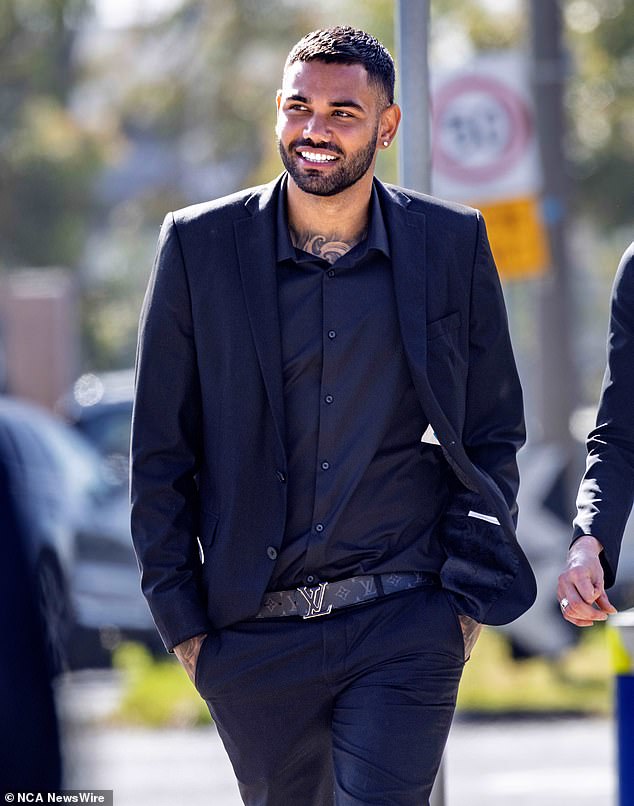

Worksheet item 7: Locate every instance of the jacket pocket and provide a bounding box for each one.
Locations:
[439,489,517,622]
[194,631,219,696]
[467,510,500,525]
[197,508,219,565]
[427,310,461,341]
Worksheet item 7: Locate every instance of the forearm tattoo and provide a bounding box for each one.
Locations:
[458,615,483,660]
[174,633,206,684]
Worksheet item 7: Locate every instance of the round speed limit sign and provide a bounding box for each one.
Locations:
[432,74,532,184]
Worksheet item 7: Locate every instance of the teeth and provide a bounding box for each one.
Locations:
[300,151,337,163]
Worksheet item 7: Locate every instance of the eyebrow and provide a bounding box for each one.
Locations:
[286,94,366,113]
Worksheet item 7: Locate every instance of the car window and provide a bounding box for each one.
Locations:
[6,418,57,469]
[16,412,107,500]
[78,407,132,458]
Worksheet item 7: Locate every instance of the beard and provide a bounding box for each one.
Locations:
[277,123,379,197]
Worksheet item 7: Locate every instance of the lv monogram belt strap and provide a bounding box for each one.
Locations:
[255,571,438,620]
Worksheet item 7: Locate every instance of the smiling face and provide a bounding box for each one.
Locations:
[276,60,390,197]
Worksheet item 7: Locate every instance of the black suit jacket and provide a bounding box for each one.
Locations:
[130,175,536,651]
[573,242,634,585]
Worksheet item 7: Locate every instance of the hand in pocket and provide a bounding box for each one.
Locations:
[458,615,482,660]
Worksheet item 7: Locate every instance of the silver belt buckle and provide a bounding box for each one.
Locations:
[297,581,332,619]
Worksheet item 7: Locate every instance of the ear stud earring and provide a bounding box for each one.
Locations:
[383,140,389,147]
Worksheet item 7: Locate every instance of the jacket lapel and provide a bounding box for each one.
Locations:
[379,183,505,501]
[378,182,472,479]
[378,182,429,392]
[234,177,286,454]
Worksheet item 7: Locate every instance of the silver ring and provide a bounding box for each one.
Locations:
[560,598,570,612]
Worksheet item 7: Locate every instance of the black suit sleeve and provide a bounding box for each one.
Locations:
[573,243,634,587]
[130,213,212,651]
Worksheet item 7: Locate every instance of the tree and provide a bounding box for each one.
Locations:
[565,0,634,229]
[0,0,103,268]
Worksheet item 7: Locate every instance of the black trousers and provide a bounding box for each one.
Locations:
[195,584,466,806]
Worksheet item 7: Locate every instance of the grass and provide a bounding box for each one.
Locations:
[457,625,613,714]
[111,642,211,727]
[111,626,615,727]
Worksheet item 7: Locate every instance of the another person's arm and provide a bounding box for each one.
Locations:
[558,243,634,625]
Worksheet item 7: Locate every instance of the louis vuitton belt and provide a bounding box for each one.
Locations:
[255,571,438,620]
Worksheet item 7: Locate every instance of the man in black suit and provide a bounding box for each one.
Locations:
[131,27,535,805]
[558,243,634,626]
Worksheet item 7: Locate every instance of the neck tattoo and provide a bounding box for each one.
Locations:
[290,228,366,265]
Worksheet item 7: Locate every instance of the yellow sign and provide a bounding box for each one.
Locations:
[474,196,550,281]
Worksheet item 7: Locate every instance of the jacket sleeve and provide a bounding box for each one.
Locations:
[573,243,634,587]
[461,212,526,524]
[130,213,212,651]
[437,211,530,624]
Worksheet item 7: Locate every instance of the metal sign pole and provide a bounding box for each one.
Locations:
[395,4,445,804]
[395,0,431,194]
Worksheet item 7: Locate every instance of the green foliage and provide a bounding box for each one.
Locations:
[0,0,87,103]
[112,643,211,728]
[110,1,317,171]
[0,0,103,269]
[458,625,612,714]
[110,629,614,729]
[432,0,524,51]
[565,0,634,228]
[2,97,102,267]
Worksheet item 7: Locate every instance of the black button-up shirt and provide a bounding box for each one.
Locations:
[270,177,450,590]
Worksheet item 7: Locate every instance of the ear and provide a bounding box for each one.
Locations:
[378,103,402,149]
[275,90,283,137]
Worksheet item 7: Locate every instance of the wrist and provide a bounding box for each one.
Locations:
[174,632,206,658]
[572,534,604,555]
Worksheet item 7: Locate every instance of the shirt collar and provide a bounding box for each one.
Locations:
[276,174,390,264]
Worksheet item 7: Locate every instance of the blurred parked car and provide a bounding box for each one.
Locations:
[59,369,134,486]
[0,395,157,672]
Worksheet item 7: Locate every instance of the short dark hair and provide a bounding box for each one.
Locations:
[285,26,395,107]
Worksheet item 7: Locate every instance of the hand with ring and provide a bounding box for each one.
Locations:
[557,535,617,627]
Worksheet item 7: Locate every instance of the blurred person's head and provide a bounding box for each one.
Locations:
[276,26,400,198]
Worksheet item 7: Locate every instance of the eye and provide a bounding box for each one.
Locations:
[333,110,354,118]
[287,103,309,113]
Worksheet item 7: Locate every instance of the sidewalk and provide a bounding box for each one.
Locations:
[62,716,615,805]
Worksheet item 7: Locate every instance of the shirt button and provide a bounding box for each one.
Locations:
[315,523,324,533]
[306,575,315,584]
[327,269,335,278]
[321,461,330,470]
[266,546,278,560]
[324,394,334,404]
[328,330,337,339]
[275,469,287,483]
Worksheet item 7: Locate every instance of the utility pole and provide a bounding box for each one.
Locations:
[396,10,445,805]
[528,1,578,465]
[395,0,431,193]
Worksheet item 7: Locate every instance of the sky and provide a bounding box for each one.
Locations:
[93,0,523,29]
[92,0,185,28]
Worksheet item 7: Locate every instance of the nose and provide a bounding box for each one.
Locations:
[303,112,331,143]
